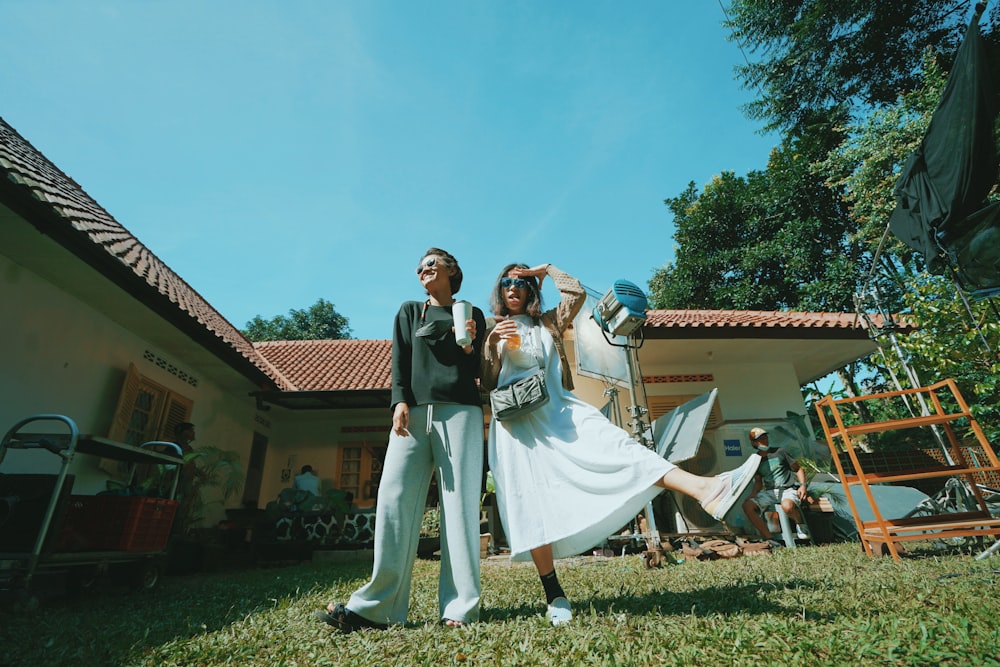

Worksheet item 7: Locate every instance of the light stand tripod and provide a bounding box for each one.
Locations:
[592,280,666,567]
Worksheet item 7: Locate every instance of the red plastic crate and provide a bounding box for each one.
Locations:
[58,495,178,552]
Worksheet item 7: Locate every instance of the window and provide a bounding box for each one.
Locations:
[336,441,386,509]
[100,362,193,477]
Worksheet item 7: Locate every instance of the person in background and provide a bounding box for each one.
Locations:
[173,422,196,454]
[741,427,809,546]
[482,262,759,626]
[169,421,198,536]
[316,247,486,633]
[293,465,321,495]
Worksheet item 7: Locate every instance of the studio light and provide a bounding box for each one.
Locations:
[592,280,648,337]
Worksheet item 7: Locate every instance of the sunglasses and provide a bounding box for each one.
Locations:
[416,256,453,275]
[500,277,530,289]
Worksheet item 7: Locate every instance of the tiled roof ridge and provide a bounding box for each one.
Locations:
[252,311,898,393]
[0,117,294,390]
[254,338,389,347]
[644,308,880,329]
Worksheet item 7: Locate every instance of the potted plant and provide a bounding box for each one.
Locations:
[167,446,244,573]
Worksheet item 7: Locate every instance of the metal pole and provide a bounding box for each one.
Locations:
[859,286,955,465]
[621,338,661,552]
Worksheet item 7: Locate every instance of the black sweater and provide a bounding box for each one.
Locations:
[390,300,486,410]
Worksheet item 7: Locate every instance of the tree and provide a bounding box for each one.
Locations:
[817,52,1000,441]
[649,110,863,312]
[653,2,1000,445]
[242,299,352,342]
[724,0,982,132]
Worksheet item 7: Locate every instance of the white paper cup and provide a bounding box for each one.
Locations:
[452,300,473,346]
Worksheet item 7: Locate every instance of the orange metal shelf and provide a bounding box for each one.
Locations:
[815,378,1000,561]
[825,412,969,437]
[841,463,1000,486]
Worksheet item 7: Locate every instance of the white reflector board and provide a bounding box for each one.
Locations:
[652,388,718,463]
[573,290,629,386]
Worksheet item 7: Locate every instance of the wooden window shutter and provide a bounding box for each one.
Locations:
[102,363,194,478]
[160,393,194,442]
[101,363,147,478]
[647,395,723,428]
[107,362,143,442]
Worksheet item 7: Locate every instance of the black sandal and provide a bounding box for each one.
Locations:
[442,618,466,628]
[314,603,387,634]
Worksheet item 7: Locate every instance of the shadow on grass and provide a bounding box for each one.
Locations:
[0,559,376,667]
[481,578,832,624]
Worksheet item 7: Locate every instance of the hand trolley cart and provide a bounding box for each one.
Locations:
[0,414,183,607]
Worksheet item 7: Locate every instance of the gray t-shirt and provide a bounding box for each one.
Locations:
[756,448,798,489]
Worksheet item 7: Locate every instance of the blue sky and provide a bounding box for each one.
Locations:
[2,1,776,340]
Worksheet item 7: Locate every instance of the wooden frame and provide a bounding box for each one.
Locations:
[815,378,1000,561]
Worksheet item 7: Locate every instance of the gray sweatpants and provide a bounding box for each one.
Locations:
[348,403,484,625]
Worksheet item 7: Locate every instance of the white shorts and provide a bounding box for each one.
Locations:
[752,487,800,512]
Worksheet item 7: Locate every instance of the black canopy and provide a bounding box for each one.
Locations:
[888,7,1000,295]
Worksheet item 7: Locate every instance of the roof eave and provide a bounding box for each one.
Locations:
[640,324,875,341]
[1,175,279,390]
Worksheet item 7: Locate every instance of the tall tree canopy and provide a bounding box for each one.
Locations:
[649,111,863,312]
[242,299,352,342]
[725,0,984,132]
[650,1,1000,437]
[817,51,1000,439]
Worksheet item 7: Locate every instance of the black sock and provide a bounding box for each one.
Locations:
[540,570,566,605]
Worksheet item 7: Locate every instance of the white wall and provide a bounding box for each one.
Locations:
[1,242,817,533]
[0,253,261,524]
[255,407,395,509]
[571,354,810,433]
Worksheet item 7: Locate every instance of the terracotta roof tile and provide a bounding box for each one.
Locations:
[254,339,393,391]
[256,310,893,393]
[644,309,898,332]
[1,117,293,390]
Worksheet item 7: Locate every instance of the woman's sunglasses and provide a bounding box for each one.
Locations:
[416,256,453,275]
[500,277,530,289]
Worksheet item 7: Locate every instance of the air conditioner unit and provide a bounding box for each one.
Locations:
[669,426,753,534]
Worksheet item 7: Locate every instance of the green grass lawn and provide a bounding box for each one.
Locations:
[1,542,998,667]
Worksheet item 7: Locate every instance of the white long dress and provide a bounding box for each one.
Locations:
[488,315,675,562]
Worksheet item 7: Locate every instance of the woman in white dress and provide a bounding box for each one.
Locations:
[481,263,756,626]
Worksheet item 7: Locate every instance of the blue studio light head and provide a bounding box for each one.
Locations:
[592,280,648,337]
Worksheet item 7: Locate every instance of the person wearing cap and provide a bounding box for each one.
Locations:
[741,427,808,546]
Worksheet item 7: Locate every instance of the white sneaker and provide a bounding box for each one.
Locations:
[796,525,809,540]
[546,597,572,626]
[701,456,759,521]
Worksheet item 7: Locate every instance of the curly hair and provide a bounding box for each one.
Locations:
[489,263,543,318]
[420,247,463,295]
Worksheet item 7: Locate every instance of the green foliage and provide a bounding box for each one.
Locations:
[656,17,1000,448]
[649,114,864,312]
[725,0,974,132]
[817,47,1000,444]
[242,298,352,342]
[817,50,948,275]
[420,507,441,537]
[895,278,1000,442]
[769,411,830,463]
[175,446,245,536]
